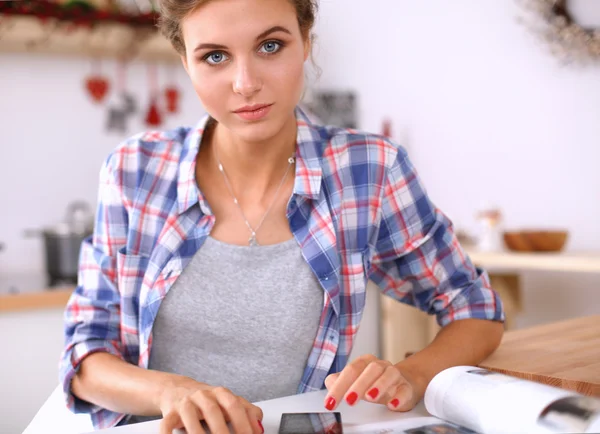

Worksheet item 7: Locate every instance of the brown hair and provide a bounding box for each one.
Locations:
[157,0,318,56]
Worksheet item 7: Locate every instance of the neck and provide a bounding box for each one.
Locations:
[211,113,297,196]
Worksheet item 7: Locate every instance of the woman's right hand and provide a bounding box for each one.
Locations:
[158,379,264,434]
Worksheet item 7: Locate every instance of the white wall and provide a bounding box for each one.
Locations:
[313,0,600,244]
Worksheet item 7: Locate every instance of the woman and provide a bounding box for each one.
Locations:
[59,0,505,433]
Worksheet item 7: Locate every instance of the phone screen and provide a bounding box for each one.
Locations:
[278,412,343,434]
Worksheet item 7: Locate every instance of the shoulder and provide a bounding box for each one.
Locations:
[99,125,196,203]
[104,126,191,175]
[317,124,410,179]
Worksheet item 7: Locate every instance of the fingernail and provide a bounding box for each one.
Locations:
[390,398,400,408]
[258,420,264,433]
[346,391,358,406]
[325,396,336,411]
[367,388,379,399]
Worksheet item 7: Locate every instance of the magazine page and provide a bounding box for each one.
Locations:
[345,416,477,434]
[423,366,600,434]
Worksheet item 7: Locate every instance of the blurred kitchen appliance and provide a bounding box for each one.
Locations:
[25,201,94,287]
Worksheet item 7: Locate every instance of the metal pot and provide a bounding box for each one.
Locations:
[25,201,94,286]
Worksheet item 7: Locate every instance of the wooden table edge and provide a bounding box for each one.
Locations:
[477,364,600,397]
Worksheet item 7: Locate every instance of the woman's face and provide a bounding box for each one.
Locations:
[181,0,310,143]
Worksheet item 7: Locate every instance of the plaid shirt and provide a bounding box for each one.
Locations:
[59,107,504,429]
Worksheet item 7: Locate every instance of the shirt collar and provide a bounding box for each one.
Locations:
[177,114,210,214]
[177,106,325,214]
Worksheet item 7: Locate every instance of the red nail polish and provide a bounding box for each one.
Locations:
[390,398,400,408]
[258,420,264,433]
[346,391,358,406]
[367,388,379,399]
[325,396,336,411]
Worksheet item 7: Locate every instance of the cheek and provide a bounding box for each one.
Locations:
[187,65,227,111]
[270,58,305,98]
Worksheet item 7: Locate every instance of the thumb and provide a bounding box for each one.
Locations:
[324,372,340,391]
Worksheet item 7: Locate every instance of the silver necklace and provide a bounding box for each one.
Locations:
[215,147,295,246]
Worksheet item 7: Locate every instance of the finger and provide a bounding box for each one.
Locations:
[362,364,402,404]
[241,402,265,433]
[160,411,182,434]
[191,391,230,434]
[242,401,264,423]
[324,373,340,390]
[179,398,205,434]
[387,381,414,412]
[343,360,389,406]
[246,406,265,434]
[244,403,265,434]
[323,354,377,411]
[214,388,256,434]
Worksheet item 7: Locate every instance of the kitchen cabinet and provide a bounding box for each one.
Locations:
[0,307,66,434]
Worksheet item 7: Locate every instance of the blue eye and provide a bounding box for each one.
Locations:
[260,41,282,54]
[204,52,229,65]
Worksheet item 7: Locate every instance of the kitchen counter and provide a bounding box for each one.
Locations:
[0,273,74,313]
[479,314,600,397]
[0,287,74,313]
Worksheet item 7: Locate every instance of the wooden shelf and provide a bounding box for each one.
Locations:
[465,249,600,273]
[0,287,74,313]
[0,14,179,62]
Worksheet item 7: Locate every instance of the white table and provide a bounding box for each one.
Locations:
[84,390,434,434]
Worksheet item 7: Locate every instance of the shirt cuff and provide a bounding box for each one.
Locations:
[435,282,506,328]
[60,340,125,415]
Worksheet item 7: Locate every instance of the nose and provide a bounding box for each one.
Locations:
[232,59,262,97]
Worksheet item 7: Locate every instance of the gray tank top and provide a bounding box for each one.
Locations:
[125,236,324,424]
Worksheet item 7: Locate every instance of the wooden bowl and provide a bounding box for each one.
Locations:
[503,230,568,252]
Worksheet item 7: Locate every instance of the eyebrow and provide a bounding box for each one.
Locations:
[193,26,292,53]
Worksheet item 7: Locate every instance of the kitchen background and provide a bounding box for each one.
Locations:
[1,0,599,433]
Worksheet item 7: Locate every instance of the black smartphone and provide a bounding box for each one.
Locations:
[278,412,343,434]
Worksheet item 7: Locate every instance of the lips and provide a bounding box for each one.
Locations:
[233,103,272,113]
[232,103,273,121]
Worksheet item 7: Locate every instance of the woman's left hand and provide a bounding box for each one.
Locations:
[323,354,424,412]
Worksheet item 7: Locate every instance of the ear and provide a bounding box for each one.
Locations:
[181,54,189,75]
[303,36,311,62]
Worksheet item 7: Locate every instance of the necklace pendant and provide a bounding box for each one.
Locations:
[249,232,259,246]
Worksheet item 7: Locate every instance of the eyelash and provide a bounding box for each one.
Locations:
[200,40,286,66]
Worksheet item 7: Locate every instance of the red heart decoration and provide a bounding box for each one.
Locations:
[85,76,110,103]
[164,87,180,114]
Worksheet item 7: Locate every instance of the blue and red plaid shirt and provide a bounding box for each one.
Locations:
[59,107,504,429]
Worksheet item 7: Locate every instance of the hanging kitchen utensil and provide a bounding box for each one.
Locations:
[85,58,110,103]
[163,65,181,114]
[145,63,163,127]
[106,60,138,133]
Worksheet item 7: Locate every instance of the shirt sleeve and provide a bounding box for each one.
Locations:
[369,145,505,327]
[58,150,130,427]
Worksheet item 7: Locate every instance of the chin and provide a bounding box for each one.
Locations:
[228,116,286,143]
